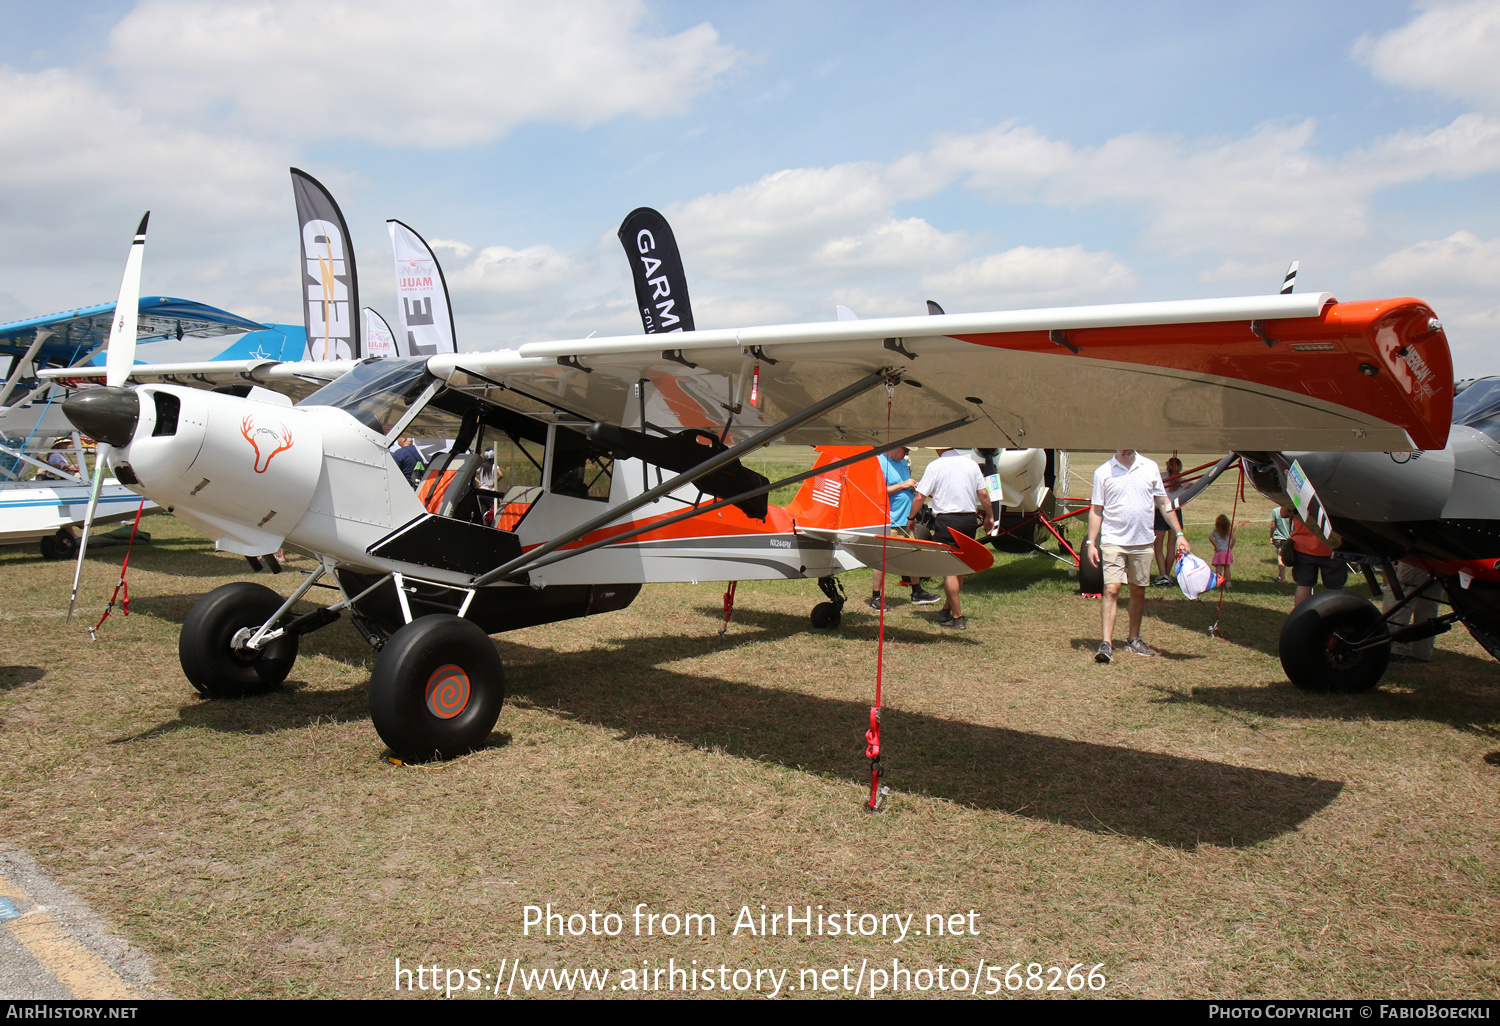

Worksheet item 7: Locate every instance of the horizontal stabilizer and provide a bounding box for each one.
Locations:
[798,526,995,578]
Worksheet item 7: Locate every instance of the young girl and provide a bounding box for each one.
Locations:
[1210,513,1235,588]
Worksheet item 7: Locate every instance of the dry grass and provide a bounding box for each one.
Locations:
[0,453,1497,999]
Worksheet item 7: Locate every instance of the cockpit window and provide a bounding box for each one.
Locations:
[1452,376,1500,443]
[297,357,433,434]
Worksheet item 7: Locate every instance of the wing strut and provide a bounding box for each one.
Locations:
[480,414,972,585]
[473,368,896,585]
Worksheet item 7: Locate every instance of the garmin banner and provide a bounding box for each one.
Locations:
[388,219,456,357]
[617,207,695,334]
[363,307,400,359]
[291,168,360,361]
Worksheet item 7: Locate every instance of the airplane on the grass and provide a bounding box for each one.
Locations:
[49,213,1453,762]
[1174,374,1500,695]
[0,293,266,557]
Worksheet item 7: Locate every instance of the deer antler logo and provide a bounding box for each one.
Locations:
[241,416,294,474]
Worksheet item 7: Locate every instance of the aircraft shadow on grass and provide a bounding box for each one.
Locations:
[1151,665,1500,735]
[496,607,1341,850]
[694,605,980,646]
[0,665,44,692]
[1143,593,1500,733]
[120,595,1340,848]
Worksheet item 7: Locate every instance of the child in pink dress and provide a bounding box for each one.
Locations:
[1209,514,1235,589]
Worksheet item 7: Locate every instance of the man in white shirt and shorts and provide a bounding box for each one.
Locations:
[1086,450,1191,663]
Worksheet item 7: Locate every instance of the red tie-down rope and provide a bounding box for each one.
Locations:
[867,385,894,812]
[716,581,737,637]
[89,497,147,641]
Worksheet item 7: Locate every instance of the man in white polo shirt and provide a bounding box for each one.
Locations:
[911,447,995,630]
[1086,450,1191,663]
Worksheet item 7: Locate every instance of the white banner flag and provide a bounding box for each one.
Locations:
[388,219,455,357]
[362,307,400,359]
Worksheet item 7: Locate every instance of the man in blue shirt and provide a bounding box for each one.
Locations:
[392,436,423,485]
[869,445,942,610]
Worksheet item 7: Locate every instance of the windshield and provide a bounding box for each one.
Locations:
[297,357,433,434]
[1451,376,1500,443]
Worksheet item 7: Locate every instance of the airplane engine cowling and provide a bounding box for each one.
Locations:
[1282,447,1455,524]
[117,386,324,556]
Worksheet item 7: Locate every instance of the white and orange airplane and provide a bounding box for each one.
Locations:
[50,214,1453,761]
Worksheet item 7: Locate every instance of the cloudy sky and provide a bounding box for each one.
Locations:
[2,1,1498,373]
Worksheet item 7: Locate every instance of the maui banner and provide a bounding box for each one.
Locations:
[290,168,360,361]
[617,207,695,334]
[388,220,456,357]
[363,307,400,359]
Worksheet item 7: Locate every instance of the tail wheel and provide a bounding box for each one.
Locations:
[1279,590,1391,693]
[179,582,299,698]
[40,530,78,561]
[369,615,504,761]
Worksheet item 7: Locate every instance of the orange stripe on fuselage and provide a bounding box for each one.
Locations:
[953,299,1452,451]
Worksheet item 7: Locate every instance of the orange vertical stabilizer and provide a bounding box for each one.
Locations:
[783,446,888,530]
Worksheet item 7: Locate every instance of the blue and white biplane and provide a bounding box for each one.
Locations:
[0,297,274,557]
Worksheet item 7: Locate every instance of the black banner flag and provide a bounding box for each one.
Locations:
[617,207,695,334]
[291,168,361,361]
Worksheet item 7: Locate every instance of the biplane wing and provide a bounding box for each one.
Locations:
[40,357,358,403]
[1,297,266,365]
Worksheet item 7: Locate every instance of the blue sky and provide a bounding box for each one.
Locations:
[2,1,1498,373]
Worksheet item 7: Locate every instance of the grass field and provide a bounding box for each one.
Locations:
[1,451,1496,999]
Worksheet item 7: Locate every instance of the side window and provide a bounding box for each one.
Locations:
[549,430,613,502]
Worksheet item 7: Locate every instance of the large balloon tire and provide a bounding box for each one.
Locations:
[1279,590,1391,694]
[179,582,299,698]
[369,615,505,762]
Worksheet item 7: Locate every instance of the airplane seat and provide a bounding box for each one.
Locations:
[417,450,485,519]
[495,485,542,532]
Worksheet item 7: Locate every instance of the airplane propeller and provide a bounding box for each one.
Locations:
[66,212,148,622]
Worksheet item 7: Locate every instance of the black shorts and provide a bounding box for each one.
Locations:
[934,512,978,547]
[1291,549,1349,589]
[1153,509,1169,532]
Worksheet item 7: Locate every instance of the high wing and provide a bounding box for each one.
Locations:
[47,292,1452,452]
[427,293,1452,453]
[1,297,267,365]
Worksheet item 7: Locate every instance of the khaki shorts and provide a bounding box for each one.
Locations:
[1102,543,1154,587]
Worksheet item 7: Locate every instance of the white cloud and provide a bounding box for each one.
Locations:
[1355,1,1500,113]
[1361,229,1500,292]
[0,67,284,262]
[920,114,1500,271]
[921,245,1137,307]
[107,0,743,147]
[666,163,966,285]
